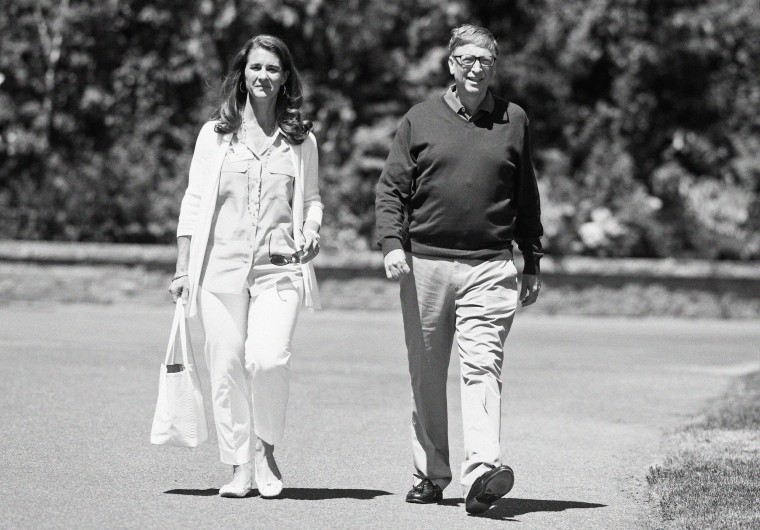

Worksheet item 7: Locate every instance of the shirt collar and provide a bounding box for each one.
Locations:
[237,99,283,155]
[241,98,282,138]
[443,85,494,120]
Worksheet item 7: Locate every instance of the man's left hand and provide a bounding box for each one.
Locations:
[520,274,541,307]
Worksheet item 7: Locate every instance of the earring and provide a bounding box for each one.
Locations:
[239,81,247,93]
[280,85,288,97]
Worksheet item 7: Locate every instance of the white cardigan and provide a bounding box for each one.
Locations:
[177,121,324,317]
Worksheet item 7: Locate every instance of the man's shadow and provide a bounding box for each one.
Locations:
[440,497,606,520]
[164,487,392,500]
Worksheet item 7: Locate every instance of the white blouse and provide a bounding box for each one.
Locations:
[177,117,323,317]
[202,127,303,294]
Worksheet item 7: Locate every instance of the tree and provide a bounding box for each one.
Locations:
[0,0,757,259]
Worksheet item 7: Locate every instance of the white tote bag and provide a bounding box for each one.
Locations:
[150,300,209,447]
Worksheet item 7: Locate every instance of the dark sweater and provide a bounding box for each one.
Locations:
[375,94,543,274]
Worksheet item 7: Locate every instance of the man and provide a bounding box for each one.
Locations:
[375,24,543,515]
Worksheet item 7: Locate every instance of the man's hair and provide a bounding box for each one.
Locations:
[448,24,499,57]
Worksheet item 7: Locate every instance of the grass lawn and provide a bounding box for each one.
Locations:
[647,371,760,529]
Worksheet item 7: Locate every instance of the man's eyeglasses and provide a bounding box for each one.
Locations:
[268,231,304,266]
[452,54,496,68]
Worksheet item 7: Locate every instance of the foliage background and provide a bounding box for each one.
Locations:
[1,0,758,259]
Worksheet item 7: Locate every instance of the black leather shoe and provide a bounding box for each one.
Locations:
[465,465,514,515]
[405,479,443,504]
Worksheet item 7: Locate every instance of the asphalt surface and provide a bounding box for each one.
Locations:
[1,303,758,529]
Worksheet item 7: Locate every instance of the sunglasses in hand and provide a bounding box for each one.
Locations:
[268,231,306,266]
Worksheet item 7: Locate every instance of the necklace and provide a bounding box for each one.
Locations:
[261,121,276,136]
[239,115,276,142]
[238,115,274,228]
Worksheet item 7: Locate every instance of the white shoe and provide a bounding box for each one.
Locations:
[219,480,252,498]
[254,443,283,498]
[256,478,283,498]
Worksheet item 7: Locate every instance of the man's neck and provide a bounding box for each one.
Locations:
[454,86,487,116]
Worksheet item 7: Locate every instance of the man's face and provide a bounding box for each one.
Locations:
[448,43,496,98]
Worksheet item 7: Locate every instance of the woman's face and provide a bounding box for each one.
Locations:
[243,47,289,101]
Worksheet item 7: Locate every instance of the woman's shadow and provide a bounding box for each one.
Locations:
[440,497,606,520]
[165,487,392,500]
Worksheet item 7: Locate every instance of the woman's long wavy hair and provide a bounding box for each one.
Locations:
[212,35,312,144]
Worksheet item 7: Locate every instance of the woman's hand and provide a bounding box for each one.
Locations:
[298,229,320,264]
[169,274,190,303]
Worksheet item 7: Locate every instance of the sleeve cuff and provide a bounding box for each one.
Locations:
[380,237,404,256]
[521,251,541,275]
[304,202,324,226]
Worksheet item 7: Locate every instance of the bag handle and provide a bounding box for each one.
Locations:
[177,300,190,366]
[164,300,191,366]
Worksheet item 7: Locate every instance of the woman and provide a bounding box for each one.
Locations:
[169,35,323,499]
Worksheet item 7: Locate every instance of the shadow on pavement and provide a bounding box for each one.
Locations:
[440,497,606,520]
[280,488,393,500]
[165,488,221,496]
[477,497,607,520]
[164,487,392,500]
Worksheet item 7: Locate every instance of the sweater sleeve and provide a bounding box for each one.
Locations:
[302,132,324,227]
[514,118,544,274]
[177,121,217,237]
[375,116,415,256]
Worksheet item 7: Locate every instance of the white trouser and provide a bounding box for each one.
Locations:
[400,254,518,493]
[198,278,303,465]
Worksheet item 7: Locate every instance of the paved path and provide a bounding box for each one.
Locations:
[1,304,758,529]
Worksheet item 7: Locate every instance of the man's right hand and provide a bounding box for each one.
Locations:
[383,249,410,280]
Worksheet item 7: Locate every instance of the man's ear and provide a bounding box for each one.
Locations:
[447,56,455,76]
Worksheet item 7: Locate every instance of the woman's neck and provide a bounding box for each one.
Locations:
[248,96,277,132]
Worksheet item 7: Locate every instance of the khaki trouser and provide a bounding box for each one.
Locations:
[400,253,518,493]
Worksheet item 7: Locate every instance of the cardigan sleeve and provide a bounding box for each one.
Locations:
[302,132,324,227]
[177,121,218,237]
